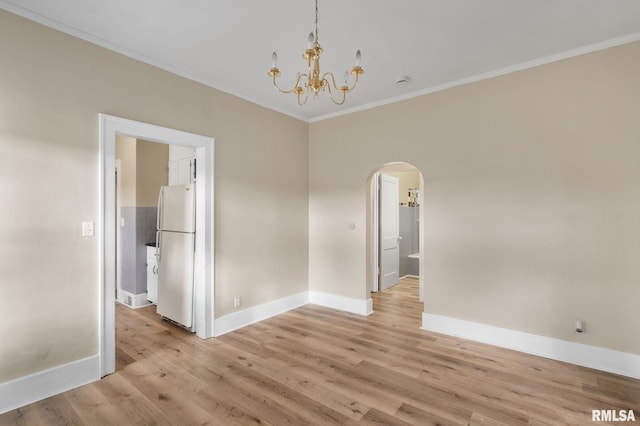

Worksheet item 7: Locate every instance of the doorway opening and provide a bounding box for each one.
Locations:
[367,162,424,310]
[114,140,199,311]
[99,114,215,378]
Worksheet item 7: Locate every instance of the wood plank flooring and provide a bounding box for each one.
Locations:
[2,276,639,425]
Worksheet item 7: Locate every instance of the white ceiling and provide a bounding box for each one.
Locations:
[2,0,640,122]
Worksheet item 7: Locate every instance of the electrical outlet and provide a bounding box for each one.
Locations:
[233,296,241,309]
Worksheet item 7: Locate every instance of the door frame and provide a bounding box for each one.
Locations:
[99,114,215,377]
[371,173,380,292]
[114,159,122,302]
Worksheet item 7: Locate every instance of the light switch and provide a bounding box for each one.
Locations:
[82,221,95,237]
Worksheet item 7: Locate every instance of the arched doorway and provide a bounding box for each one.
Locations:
[366,162,425,312]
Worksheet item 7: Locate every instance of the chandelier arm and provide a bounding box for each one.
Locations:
[272,73,308,94]
[297,88,310,106]
[324,77,347,105]
[323,70,361,94]
[347,74,360,92]
[322,71,343,92]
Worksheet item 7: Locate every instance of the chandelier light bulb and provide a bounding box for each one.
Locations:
[307,32,315,48]
[271,51,278,69]
[355,49,361,67]
[343,70,349,86]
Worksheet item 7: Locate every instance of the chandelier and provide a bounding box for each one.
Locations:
[268,0,364,106]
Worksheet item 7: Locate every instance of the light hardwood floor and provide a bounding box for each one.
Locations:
[2,276,639,425]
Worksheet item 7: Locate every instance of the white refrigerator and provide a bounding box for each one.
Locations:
[156,183,195,330]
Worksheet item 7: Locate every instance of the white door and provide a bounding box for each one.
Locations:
[379,174,400,290]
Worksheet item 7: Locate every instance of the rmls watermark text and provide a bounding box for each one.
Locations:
[592,409,636,422]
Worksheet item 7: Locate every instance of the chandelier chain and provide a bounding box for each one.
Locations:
[315,0,319,42]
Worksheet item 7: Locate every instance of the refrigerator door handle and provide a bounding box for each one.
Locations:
[156,231,161,262]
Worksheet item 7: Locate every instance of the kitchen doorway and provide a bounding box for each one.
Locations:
[99,114,215,377]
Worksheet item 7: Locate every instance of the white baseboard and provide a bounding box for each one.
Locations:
[214,292,309,337]
[117,290,152,309]
[422,313,640,379]
[214,291,374,336]
[309,291,374,316]
[0,355,100,415]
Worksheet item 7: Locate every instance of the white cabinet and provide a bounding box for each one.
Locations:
[146,245,158,304]
[168,145,196,185]
[168,157,196,185]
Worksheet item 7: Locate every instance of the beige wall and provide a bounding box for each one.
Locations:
[0,10,308,382]
[1,5,638,388]
[136,139,168,207]
[115,137,169,207]
[309,41,640,355]
[115,135,137,206]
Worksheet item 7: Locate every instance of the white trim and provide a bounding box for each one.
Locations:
[99,114,215,378]
[0,355,100,415]
[193,146,214,339]
[114,159,122,303]
[3,0,638,124]
[116,290,152,309]
[0,2,308,123]
[422,313,640,379]
[310,32,640,123]
[399,274,419,279]
[366,298,374,316]
[371,172,380,293]
[309,291,374,316]
[214,292,309,337]
[212,291,376,337]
